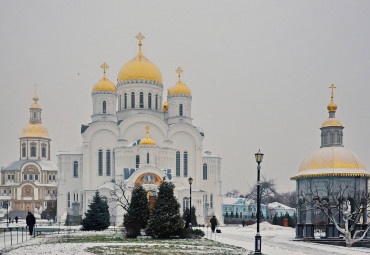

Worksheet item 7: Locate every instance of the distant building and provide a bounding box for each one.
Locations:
[0,91,57,213]
[267,202,295,219]
[222,197,267,219]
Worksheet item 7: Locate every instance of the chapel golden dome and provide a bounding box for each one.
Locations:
[118,33,162,83]
[321,118,343,128]
[168,67,191,96]
[139,125,156,145]
[162,101,168,111]
[20,123,50,139]
[92,63,117,93]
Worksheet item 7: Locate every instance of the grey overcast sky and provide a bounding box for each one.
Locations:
[1,0,370,193]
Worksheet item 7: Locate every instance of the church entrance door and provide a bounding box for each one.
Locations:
[149,196,156,211]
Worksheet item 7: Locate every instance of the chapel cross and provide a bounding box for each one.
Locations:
[145,125,150,134]
[136,33,145,46]
[100,62,109,74]
[176,67,183,78]
[329,84,336,99]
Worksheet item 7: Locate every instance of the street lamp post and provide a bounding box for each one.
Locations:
[188,177,193,227]
[254,149,264,255]
[6,200,9,227]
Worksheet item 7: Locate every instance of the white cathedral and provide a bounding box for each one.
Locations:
[57,34,222,225]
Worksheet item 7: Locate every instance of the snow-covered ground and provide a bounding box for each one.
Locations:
[1,223,370,254]
[209,223,369,255]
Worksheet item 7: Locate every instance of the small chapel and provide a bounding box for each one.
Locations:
[56,33,222,225]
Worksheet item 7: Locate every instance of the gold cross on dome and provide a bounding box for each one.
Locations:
[145,125,150,134]
[100,62,109,74]
[329,84,336,98]
[176,67,183,78]
[136,33,145,46]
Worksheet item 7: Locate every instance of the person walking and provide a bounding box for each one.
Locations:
[15,216,19,224]
[184,213,191,228]
[242,219,245,227]
[210,216,218,233]
[26,212,36,235]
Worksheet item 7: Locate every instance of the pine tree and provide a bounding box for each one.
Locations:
[124,185,150,238]
[182,206,197,226]
[146,181,184,238]
[81,191,110,231]
[272,214,278,225]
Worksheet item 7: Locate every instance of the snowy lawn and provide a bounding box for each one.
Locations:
[3,230,246,254]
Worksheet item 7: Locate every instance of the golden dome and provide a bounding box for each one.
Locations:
[162,101,168,111]
[20,123,50,139]
[92,63,117,93]
[118,33,162,83]
[168,67,191,96]
[139,125,156,145]
[321,118,343,128]
[290,146,369,180]
[30,102,41,109]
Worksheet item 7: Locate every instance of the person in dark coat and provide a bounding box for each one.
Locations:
[242,219,245,227]
[26,212,36,235]
[210,216,218,233]
[185,213,191,228]
[15,216,19,224]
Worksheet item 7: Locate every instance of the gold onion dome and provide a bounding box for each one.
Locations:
[168,67,191,96]
[139,125,156,145]
[20,123,50,139]
[118,33,162,83]
[92,63,117,93]
[321,118,343,128]
[162,101,168,111]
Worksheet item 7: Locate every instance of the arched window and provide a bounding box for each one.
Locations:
[67,192,71,207]
[73,193,76,201]
[103,101,106,114]
[22,146,26,158]
[31,146,36,157]
[155,94,158,110]
[131,92,135,108]
[33,112,36,119]
[98,150,103,176]
[210,194,213,208]
[136,155,140,168]
[203,163,208,180]
[179,104,183,116]
[73,161,78,178]
[124,93,127,109]
[176,151,180,177]
[118,94,121,110]
[140,92,144,108]
[148,93,152,109]
[147,152,150,164]
[330,133,335,144]
[106,150,111,176]
[42,146,46,158]
[183,197,189,211]
[183,151,188,177]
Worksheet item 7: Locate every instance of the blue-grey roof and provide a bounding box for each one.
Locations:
[1,159,57,171]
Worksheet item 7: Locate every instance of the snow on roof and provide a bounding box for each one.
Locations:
[223,197,253,205]
[203,151,220,158]
[57,146,83,155]
[1,160,57,171]
[267,202,294,210]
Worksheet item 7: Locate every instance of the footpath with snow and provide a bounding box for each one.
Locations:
[1,222,369,254]
[210,222,369,255]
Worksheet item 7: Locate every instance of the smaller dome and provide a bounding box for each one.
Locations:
[20,123,50,139]
[162,101,168,111]
[92,62,117,93]
[139,125,156,145]
[30,102,41,109]
[327,101,337,112]
[168,67,191,96]
[321,118,343,128]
